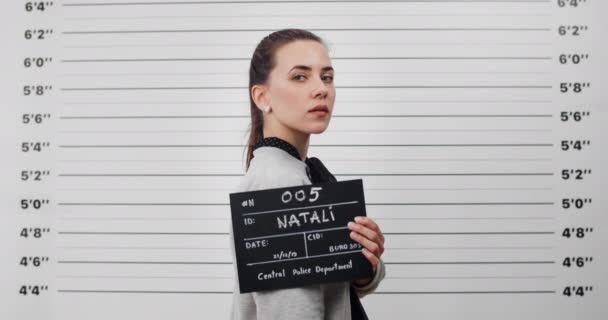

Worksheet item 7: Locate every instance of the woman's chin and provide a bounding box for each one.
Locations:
[306,122,330,134]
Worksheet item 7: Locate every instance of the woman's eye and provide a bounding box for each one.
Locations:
[292,75,333,82]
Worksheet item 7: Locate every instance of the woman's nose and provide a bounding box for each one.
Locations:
[312,77,329,98]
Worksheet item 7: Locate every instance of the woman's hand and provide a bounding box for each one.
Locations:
[347,216,385,286]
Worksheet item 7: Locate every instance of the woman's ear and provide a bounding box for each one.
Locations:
[251,84,269,113]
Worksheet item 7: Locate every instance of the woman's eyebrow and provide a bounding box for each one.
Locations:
[289,65,334,72]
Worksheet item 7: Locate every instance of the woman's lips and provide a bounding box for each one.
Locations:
[309,110,328,116]
[308,105,329,116]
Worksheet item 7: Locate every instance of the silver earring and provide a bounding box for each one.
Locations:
[263,105,271,113]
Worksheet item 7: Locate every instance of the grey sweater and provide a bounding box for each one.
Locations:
[229,146,386,320]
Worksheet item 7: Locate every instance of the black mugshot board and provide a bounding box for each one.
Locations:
[229,179,373,293]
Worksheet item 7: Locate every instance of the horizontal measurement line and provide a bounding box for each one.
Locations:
[337,173,553,176]
[56,217,555,222]
[57,173,554,177]
[58,275,232,279]
[54,275,556,280]
[63,0,552,7]
[56,202,554,206]
[62,28,551,35]
[56,158,554,162]
[59,173,243,176]
[56,217,227,221]
[64,15,552,22]
[55,187,554,191]
[384,261,554,264]
[375,290,556,294]
[57,130,554,134]
[368,187,553,191]
[61,44,553,49]
[383,231,554,235]
[57,144,554,148]
[363,187,554,190]
[57,231,552,236]
[58,289,232,294]
[58,231,228,235]
[59,70,553,75]
[64,15,553,21]
[376,217,555,221]
[369,202,554,205]
[59,114,553,119]
[62,99,552,104]
[55,187,553,192]
[58,202,227,206]
[57,290,556,295]
[387,275,556,279]
[56,245,553,250]
[386,246,554,250]
[58,246,228,250]
[61,57,551,63]
[60,85,552,90]
[57,260,231,264]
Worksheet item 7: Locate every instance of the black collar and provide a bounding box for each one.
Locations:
[252,136,305,162]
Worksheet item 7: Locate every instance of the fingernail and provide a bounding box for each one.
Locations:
[347,222,353,228]
[355,216,362,222]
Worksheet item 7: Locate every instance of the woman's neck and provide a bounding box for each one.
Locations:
[263,127,310,161]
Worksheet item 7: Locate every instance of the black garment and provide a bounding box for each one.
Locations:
[252,136,369,320]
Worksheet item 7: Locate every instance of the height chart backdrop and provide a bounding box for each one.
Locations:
[1,0,606,319]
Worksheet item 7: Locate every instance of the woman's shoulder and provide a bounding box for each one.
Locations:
[236,147,311,192]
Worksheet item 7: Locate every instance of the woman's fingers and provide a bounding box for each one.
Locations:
[361,248,379,273]
[354,216,385,244]
[347,221,379,243]
[348,220,384,255]
[348,223,384,255]
[350,230,383,257]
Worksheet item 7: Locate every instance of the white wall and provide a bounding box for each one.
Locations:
[2,0,606,319]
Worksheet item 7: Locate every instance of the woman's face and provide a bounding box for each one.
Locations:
[263,40,336,134]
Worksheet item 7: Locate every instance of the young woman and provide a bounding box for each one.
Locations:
[230,28,386,320]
